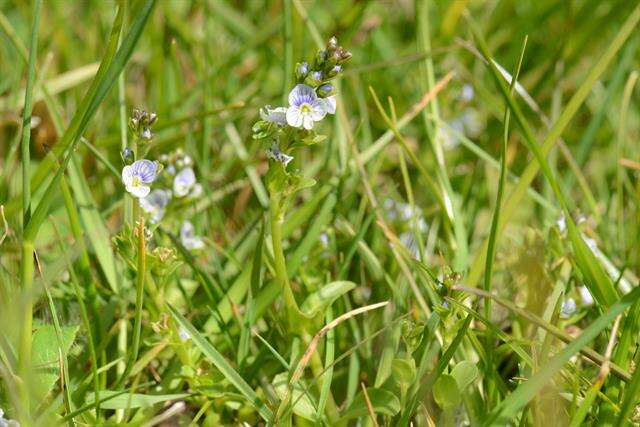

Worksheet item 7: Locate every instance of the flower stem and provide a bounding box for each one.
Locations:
[117,213,145,387]
[269,191,301,327]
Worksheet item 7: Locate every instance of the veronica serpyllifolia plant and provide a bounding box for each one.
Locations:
[253,36,351,327]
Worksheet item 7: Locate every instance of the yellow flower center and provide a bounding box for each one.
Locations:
[300,103,312,114]
[132,176,141,187]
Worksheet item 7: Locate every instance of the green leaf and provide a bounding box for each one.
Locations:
[167,303,272,421]
[85,391,189,410]
[433,374,461,409]
[300,280,355,317]
[566,221,618,307]
[339,387,401,421]
[451,361,478,391]
[31,324,78,401]
[391,358,416,388]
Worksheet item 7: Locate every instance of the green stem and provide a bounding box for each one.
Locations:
[269,191,301,327]
[118,213,145,387]
[18,240,34,419]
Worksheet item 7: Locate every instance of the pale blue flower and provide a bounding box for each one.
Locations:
[320,96,336,115]
[459,84,474,102]
[140,189,171,223]
[578,286,594,307]
[286,84,326,129]
[260,105,287,125]
[560,298,577,318]
[180,221,205,250]
[400,231,421,260]
[266,144,293,166]
[122,159,158,198]
[178,327,190,341]
[173,167,196,198]
[0,408,19,427]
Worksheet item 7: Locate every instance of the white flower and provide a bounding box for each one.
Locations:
[180,221,205,251]
[286,84,326,130]
[173,167,196,197]
[260,105,288,125]
[400,231,421,260]
[0,408,19,427]
[556,215,567,233]
[122,159,158,198]
[140,189,172,223]
[320,95,336,115]
[578,285,594,307]
[459,84,474,102]
[266,144,293,166]
[178,327,190,341]
[189,183,203,199]
[560,298,577,318]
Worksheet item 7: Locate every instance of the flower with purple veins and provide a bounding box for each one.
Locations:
[122,159,158,198]
[260,105,288,125]
[286,84,327,130]
[173,167,196,197]
[266,143,294,166]
[180,220,205,250]
[140,189,171,223]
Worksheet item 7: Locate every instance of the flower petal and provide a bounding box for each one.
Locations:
[302,114,314,130]
[128,184,150,198]
[320,96,336,115]
[121,165,134,187]
[132,159,158,183]
[288,84,317,107]
[260,106,288,125]
[311,102,327,121]
[173,167,196,197]
[286,107,303,128]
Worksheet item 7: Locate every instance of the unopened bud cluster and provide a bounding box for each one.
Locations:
[129,108,158,141]
[294,36,351,98]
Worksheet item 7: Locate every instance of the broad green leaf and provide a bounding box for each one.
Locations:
[391,357,416,388]
[433,374,461,409]
[300,280,355,317]
[451,361,478,391]
[31,324,78,401]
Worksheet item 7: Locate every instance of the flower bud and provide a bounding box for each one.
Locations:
[121,147,134,165]
[327,36,338,50]
[304,70,323,86]
[337,47,352,63]
[295,61,309,80]
[327,64,342,78]
[317,83,335,98]
[315,49,327,67]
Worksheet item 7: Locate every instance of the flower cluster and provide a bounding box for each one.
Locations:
[139,149,206,250]
[129,108,158,141]
[253,36,351,169]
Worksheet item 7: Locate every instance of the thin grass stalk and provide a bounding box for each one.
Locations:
[17,1,42,420]
[483,35,527,409]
